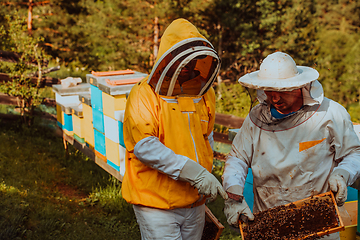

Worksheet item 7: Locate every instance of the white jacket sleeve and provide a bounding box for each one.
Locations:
[222,155,248,191]
[133,136,189,180]
[334,151,360,186]
[222,118,252,191]
[328,102,360,186]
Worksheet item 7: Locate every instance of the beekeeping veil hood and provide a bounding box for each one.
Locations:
[238,52,324,131]
[147,18,221,96]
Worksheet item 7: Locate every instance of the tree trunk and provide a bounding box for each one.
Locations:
[28,0,33,34]
[217,22,223,100]
[153,16,159,64]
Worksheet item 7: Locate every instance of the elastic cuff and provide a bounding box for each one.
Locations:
[226,192,243,202]
[178,159,205,183]
[226,185,244,196]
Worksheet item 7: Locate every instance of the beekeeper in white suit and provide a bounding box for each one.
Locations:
[222,51,360,239]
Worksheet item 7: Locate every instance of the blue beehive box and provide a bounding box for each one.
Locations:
[119,121,125,148]
[63,113,73,132]
[90,85,103,112]
[94,128,106,156]
[92,108,104,133]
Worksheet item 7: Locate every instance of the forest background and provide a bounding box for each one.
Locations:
[1,0,360,120]
[1,1,360,239]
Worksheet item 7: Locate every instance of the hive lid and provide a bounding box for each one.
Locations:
[239,191,344,240]
[91,69,134,77]
[52,83,90,96]
[70,104,83,117]
[86,71,147,95]
[79,94,91,106]
[57,102,81,115]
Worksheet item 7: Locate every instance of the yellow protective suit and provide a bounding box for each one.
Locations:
[122,18,221,209]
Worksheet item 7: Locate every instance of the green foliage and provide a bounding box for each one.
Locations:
[209,162,242,240]
[347,104,360,123]
[0,120,140,239]
[215,82,255,118]
[30,0,157,73]
[2,0,360,115]
[48,59,89,82]
[263,0,317,65]
[313,0,360,107]
[0,118,243,239]
[88,177,134,219]
[0,14,50,125]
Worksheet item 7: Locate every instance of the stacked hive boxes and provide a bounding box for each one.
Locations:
[54,70,146,181]
[53,83,91,137]
[86,70,147,179]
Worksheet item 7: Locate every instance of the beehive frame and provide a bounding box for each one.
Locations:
[239,191,344,240]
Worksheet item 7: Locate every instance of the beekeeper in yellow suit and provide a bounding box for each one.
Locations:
[222,52,360,240]
[121,18,228,240]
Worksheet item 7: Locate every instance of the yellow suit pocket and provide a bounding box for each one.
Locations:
[299,138,326,152]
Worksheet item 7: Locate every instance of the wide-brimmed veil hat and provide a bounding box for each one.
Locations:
[238,52,319,91]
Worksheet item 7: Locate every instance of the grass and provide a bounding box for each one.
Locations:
[0,119,140,239]
[0,118,241,240]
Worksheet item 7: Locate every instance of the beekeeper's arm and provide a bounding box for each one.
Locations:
[133,136,227,200]
[223,157,254,227]
[328,105,360,206]
[222,119,254,227]
[329,150,360,206]
[123,89,226,200]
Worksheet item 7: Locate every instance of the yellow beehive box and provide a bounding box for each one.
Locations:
[56,104,63,127]
[83,120,94,148]
[105,137,120,171]
[72,114,84,139]
[71,104,84,141]
[102,92,127,119]
[82,103,94,147]
[84,122,94,145]
[82,103,93,122]
[63,128,73,137]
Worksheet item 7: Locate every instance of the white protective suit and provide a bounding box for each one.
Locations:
[222,80,360,239]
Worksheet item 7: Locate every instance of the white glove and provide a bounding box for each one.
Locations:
[224,185,254,227]
[329,169,350,207]
[178,160,228,201]
[224,198,254,227]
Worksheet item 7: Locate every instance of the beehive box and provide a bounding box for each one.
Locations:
[239,191,344,240]
[70,104,85,144]
[53,83,90,136]
[85,70,146,180]
[77,94,94,148]
[55,71,145,182]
